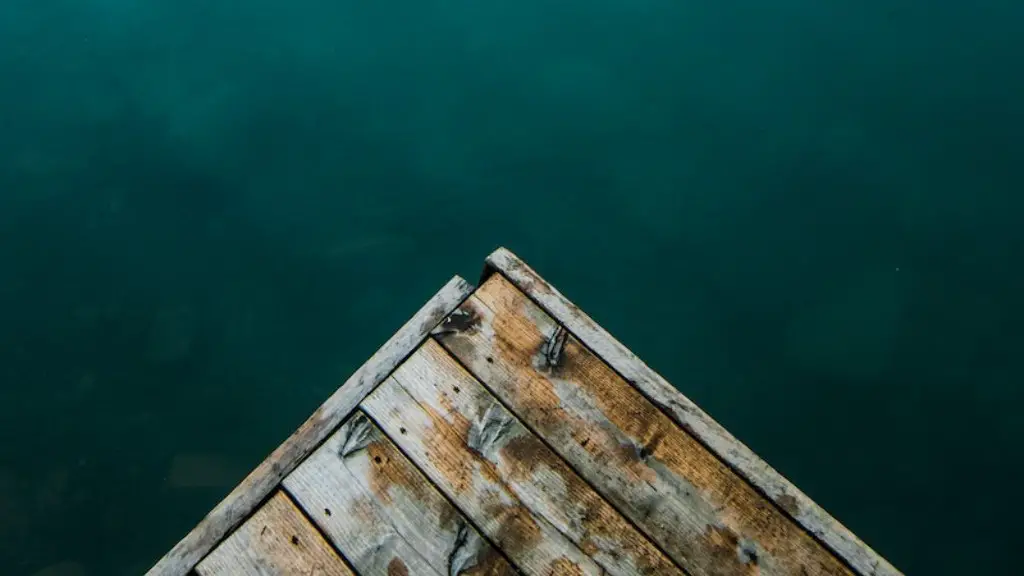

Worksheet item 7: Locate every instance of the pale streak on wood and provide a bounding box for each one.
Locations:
[387,342,686,576]
[439,277,851,576]
[283,414,442,576]
[363,376,606,576]
[195,491,354,576]
[485,247,902,576]
[146,276,475,576]
[284,412,516,576]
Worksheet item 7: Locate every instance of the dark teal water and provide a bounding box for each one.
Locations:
[2,1,1022,574]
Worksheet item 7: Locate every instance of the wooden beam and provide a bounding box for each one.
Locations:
[195,491,354,576]
[437,275,853,576]
[146,276,475,576]
[369,342,686,576]
[484,247,901,576]
[363,375,603,575]
[284,412,516,575]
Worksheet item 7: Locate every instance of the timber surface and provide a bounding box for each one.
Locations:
[150,248,900,576]
[196,492,354,576]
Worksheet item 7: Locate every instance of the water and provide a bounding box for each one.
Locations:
[1,0,1021,573]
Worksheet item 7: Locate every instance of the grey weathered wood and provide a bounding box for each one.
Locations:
[284,412,516,576]
[363,375,605,576]
[371,341,685,576]
[146,276,475,576]
[485,247,901,576]
[437,275,852,576]
[196,491,354,576]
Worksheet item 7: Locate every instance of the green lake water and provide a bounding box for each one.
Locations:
[1,0,1022,573]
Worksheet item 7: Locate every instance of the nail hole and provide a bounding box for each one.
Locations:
[291,535,299,545]
[453,386,460,393]
[399,427,406,434]
[324,508,332,516]
[486,357,494,363]
[374,456,382,464]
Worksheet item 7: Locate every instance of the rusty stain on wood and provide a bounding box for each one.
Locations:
[154,248,900,576]
[484,247,901,576]
[382,341,686,576]
[388,557,410,576]
[285,413,514,576]
[195,491,354,576]
[435,274,854,576]
[363,375,608,575]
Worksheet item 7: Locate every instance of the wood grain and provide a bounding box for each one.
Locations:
[484,247,901,576]
[363,375,602,576]
[147,276,475,576]
[195,491,354,576]
[437,275,856,576]
[284,412,516,576]
[370,342,686,576]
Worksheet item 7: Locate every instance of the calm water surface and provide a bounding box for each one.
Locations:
[1,0,1022,573]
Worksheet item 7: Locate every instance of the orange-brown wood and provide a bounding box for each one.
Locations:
[284,412,516,576]
[196,491,354,576]
[366,341,686,576]
[435,273,852,576]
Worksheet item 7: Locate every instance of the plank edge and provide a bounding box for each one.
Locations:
[146,275,475,576]
[485,247,902,576]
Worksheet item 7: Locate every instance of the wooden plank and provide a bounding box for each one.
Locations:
[437,275,855,576]
[368,342,686,576]
[147,276,475,576]
[362,376,602,575]
[284,412,516,576]
[196,491,354,576]
[484,247,902,576]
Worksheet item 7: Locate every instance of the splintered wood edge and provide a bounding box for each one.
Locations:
[484,247,902,576]
[146,275,475,576]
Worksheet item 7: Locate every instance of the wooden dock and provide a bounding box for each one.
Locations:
[148,248,900,576]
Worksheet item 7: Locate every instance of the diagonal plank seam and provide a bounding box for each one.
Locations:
[428,325,691,576]
[146,275,475,576]
[276,487,362,574]
[387,346,685,575]
[281,413,442,575]
[471,268,850,573]
[358,406,528,576]
[484,248,901,576]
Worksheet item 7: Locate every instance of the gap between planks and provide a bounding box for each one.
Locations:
[284,410,518,576]
[435,274,852,576]
[366,343,686,576]
[146,275,475,576]
[484,247,902,576]
[195,491,355,576]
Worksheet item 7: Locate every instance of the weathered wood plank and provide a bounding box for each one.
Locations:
[284,412,516,576]
[372,342,686,576]
[437,275,854,576]
[147,276,475,576]
[195,491,354,576]
[363,375,606,575]
[484,247,901,576]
